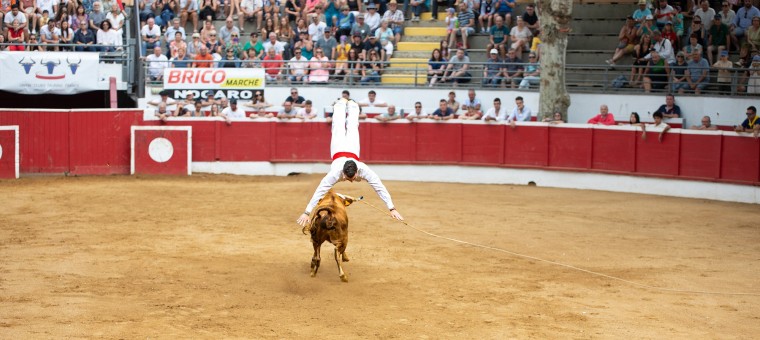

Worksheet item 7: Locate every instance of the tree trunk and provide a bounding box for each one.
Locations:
[537,0,573,122]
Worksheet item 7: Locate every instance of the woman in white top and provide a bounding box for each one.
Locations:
[510,16,532,56]
[97,20,120,52]
[375,19,394,61]
[59,20,75,51]
[105,7,126,43]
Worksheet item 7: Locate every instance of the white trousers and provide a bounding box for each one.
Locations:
[330,98,361,159]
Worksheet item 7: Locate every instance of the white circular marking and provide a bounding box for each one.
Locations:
[0,144,3,160]
[148,137,174,163]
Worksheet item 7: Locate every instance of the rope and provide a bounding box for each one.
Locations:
[358,200,760,297]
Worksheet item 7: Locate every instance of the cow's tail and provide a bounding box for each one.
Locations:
[302,206,336,235]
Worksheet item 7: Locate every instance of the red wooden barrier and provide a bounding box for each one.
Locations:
[461,124,504,165]
[272,122,330,162]
[0,110,70,173]
[548,126,593,169]
[635,130,681,176]
[69,110,143,175]
[131,127,191,175]
[415,123,462,163]
[679,131,722,180]
[504,125,549,167]
[591,127,637,173]
[366,123,416,162]
[721,134,760,183]
[0,127,19,179]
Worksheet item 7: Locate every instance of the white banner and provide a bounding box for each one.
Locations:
[0,52,102,94]
[162,68,266,100]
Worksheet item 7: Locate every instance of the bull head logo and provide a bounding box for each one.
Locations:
[40,58,61,75]
[18,57,36,74]
[66,57,82,74]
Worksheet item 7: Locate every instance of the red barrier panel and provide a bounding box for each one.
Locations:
[0,110,70,173]
[218,121,273,161]
[69,110,143,175]
[591,127,636,173]
[635,130,681,176]
[721,135,760,183]
[548,127,593,169]
[415,123,462,163]
[132,127,191,175]
[0,127,19,178]
[365,123,416,162]
[461,124,504,165]
[272,122,330,161]
[679,132,722,180]
[164,120,218,162]
[504,125,548,167]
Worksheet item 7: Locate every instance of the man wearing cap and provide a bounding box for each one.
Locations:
[707,14,730,65]
[632,0,651,27]
[482,49,504,87]
[382,0,404,45]
[713,50,733,93]
[351,13,370,40]
[735,106,760,138]
[221,99,247,124]
[363,34,383,60]
[365,3,381,33]
[685,49,710,94]
[148,90,177,107]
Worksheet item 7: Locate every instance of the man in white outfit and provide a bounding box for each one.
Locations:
[296,98,404,226]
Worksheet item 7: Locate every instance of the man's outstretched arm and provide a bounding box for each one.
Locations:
[296,170,342,226]
[359,164,404,221]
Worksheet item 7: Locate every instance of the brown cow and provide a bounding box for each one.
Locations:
[302,190,356,282]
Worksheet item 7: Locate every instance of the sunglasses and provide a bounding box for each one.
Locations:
[291,91,298,94]
[415,106,421,108]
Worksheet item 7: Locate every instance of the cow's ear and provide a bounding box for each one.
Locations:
[343,198,354,207]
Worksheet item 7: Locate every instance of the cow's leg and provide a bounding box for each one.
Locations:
[310,242,322,277]
[334,246,348,282]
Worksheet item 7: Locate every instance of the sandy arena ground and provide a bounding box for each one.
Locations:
[1,174,759,338]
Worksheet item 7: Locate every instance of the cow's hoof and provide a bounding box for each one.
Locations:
[340,274,348,282]
[310,270,317,277]
[342,253,350,262]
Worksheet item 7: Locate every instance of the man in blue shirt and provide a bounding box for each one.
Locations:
[686,49,710,95]
[432,99,455,120]
[731,0,760,47]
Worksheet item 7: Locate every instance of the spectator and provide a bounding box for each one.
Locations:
[408,0,424,22]
[199,0,218,20]
[713,50,733,93]
[363,32,384,62]
[350,13,370,39]
[360,49,382,83]
[278,101,298,119]
[661,23,678,51]
[208,104,221,117]
[641,111,671,142]
[152,0,175,29]
[358,90,388,107]
[221,99,246,124]
[719,2,736,29]
[38,19,59,51]
[308,14,327,42]
[522,3,539,34]
[670,51,690,92]
[199,18,213,40]
[238,0,263,33]
[201,92,218,107]
[248,107,274,119]
[27,32,41,51]
[178,0,199,33]
[502,48,523,88]
[443,7,456,44]
[284,88,306,107]
[688,15,706,47]
[544,111,565,124]
[647,30,675,64]
[288,49,309,83]
[694,0,715,31]
[193,45,214,67]
[316,28,338,60]
[431,99,455,120]
[4,5,27,32]
[262,32,286,56]
[587,105,616,125]
[228,32,245,59]
[494,0,515,27]
[478,0,495,34]
[106,6,125,41]
[685,49,709,94]
[375,20,395,61]
[16,1,35,33]
[707,14,730,65]
[734,105,760,137]
[506,96,531,123]
[262,47,284,82]
[219,17,240,44]
[653,93,682,118]
[376,105,402,122]
[682,32,703,55]
[146,46,169,81]
[155,102,170,122]
[6,19,25,51]
[654,0,675,30]
[308,47,330,83]
[345,47,361,83]
[382,0,403,46]
[460,89,482,116]
[220,48,241,68]
[263,0,280,29]
[518,52,540,89]
[296,100,318,119]
[365,3,380,33]
[427,48,447,86]
[333,35,351,75]
[510,16,532,56]
[441,48,471,85]
[482,48,504,87]
[690,115,719,130]
[742,16,760,63]
[618,112,642,126]
[731,0,760,49]
[140,17,160,56]
[482,98,507,121]
[451,2,474,49]
[168,31,187,58]
[148,90,177,107]
[244,91,273,109]
[637,15,658,37]
[607,16,638,66]
[742,55,760,94]
[243,32,264,58]
[672,5,684,40]
[335,5,354,39]
[460,106,482,120]
[190,100,205,117]
[642,50,670,92]
[406,101,429,120]
[187,32,204,58]
[488,15,509,57]
[632,0,651,27]
[446,90,460,112]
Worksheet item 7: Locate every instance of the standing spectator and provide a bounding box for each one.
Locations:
[365,3,380,33]
[502,48,523,88]
[587,105,616,125]
[654,0,675,30]
[607,16,638,66]
[278,101,298,119]
[518,52,540,89]
[452,2,474,49]
[461,89,482,116]
[653,93,682,118]
[308,47,330,83]
[488,15,509,57]
[479,0,495,34]
[446,90,459,112]
[641,111,671,142]
[707,14,730,65]
[522,3,539,35]
[482,49,504,87]
[685,49,709,94]
[444,7,456,45]
[482,97,507,121]
[193,45,214,67]
[428,48,447,86]
[316,28,338,60]
[285,88,306,107]
[694,0,715,31]
[146,46,169,81]
[296,100,318,119]
[263,47,284,82]
[642,50,670,92]
[510,16,532,56]
[441,48,471,85]
[494,0,514,27]
[406,101,429,120]
[382,0,403,46]
[713,50,733,93]
[218,17,240,44]
[431,99,455,120]
[690,115,719,130]
[506,96,531,123]
[735,106,760,137]
[731,0,760,49]
[221,99,247,124]
[358,90,388,107]
[140,17,160,56]
[288,48,309,83]
[155,102,171,122]
[670,51,690,93]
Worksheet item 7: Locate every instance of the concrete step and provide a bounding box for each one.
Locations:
[405,26,447,36]
[381,73,427,85]
[567,34,621,50]
[572,4,637,19]
[404,35,450,42]
[570,19,625,35]
[397,41,440,51]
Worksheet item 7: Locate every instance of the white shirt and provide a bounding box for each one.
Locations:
[222,106,246,118]
[4,11,27,26]
[297,107,317,118]
[308,21,327,42]
[39,25,61,41]
[406,108,428,118]
[305,157,394,214]
[365,12,381,30]
[507,105,532,122]
[289,56,308,75]
[482,106,508,121]
[36,0,54,16]
[106,12,125,30]
[141,23,161,39]
[146,53,169,77]
[262,40,285,55]
[165,26,186,41]
[649,38,675,64]
[97,28,120,46]
[358,97,386,107]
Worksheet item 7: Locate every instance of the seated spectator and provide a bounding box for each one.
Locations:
[219,48,241,68]
[351,13,370,40]
[607,16,638,66]
[522,3,539,35]
[632,0,651,27]
[3,4,27,33]
[685,49,710,94]
[39,19,60,51]
[361,49,383,83]
[189,100,205,117]
[168,31,187,58]
[262,32,286,57]
[618,112,643,126]
[262,48,285,82]
[687,16,705,47]
[363,35,384,61]
[244,91,273,109]
[376,105,402,122]
[670,51,689,93]
[735,105,760,138]
[199,0,218,21]
[642,111,671,142]
[510,16,532,56]
[243,32,264,59]
[178,0,200,33]
[691,115,719,130]
[201,92,218,107]
[461,89,482,116]
[653,94,682,118]
[285,88,306,107]
[406,101,429,120]
[478,0,495,33]
[89,2,107,31]
[334,5,354,40]
[364,3,380,33]
[494,0,515,28]
[746,55,760,94]
[441,48,471,85]
[647,30,674,64]
[344,48,362,83]
[662,23,678,51]
[587,105,616,125]
[631,34,652,88]
[333,36,351,75]
[682,32,703,56]
[149,90,177,107]
[408,0,425,22]
[6,19,25,51]
[460,106,482,120]
[637,15,659,37]
[218,17,240,45]
[308,47,330,83]
[741,16,760,62]
[171,47,192,67]
[140,17,161,55]
[358,90,388,107]
[506,96,532,124]
[713,50,733,93]
[482,49,504,87]
[482,98,507,122]
[278,101,298,119]
[707,14,730,65]
[308,14,327,42]
[106,6,126,42]
[238,0,262,31]
[543,111,565,124]
[694,0,715,31]
[654,0,674,30]
[375,20,394,61]
[431,99,455,121]
[250,107,276,119]
[59,21,75,51]
[382,0,403,46]
[193,45,214,67]
[451,2,475,49]
[488,15,509,57]
[296,100,319,119]
[145,46,169,81]
[446,91,460,112]
[221,99,246,124]
[428,48,447,86]
[518,53,540,89]
[642,50,670,93]
[208,104,221,117]
[502,48,523,88]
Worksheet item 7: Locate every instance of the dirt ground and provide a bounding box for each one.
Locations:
[1,174,759,339]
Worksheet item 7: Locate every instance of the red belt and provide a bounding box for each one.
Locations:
[332,152,360,161]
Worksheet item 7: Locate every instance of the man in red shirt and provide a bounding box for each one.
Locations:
[192,45,214,68]
[261,48,284,82]
[587,104,616,125]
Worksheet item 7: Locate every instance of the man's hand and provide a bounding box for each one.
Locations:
[390,209,404,221]
[296,212,310,226]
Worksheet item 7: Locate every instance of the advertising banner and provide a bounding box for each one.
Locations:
[162,68,266,100]
[0,52,102,94]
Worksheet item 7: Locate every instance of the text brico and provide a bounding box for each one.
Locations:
[166,70,263,88]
